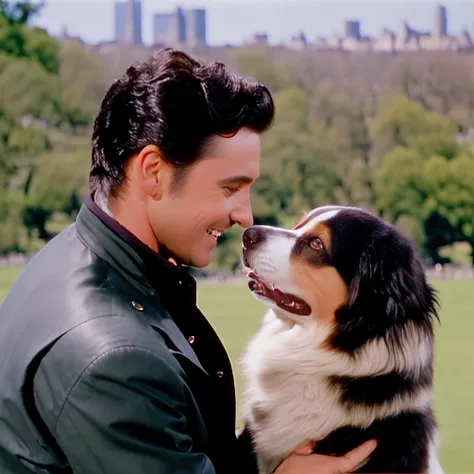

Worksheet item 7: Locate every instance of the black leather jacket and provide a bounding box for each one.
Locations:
[0,198,255,473]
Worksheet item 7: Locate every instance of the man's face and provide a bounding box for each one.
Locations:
[149,128,261,268]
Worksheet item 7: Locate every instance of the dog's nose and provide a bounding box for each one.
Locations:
[243,226,267,247]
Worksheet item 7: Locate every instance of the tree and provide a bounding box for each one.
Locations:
[23,148,90,239]
[423,153,474,264]
[0,188,25,253]
[231,47,292,93]
[0,57,61,124]
[375,142,474,264]
[375,146,428,223]
[0,1,58,73]
[58,41,110,128]
[0,1,43,25]
[373,94,456,150]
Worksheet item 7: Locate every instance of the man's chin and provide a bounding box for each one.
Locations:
[164,244,213,270]
[181,251,213,270]
[188,257,212,269]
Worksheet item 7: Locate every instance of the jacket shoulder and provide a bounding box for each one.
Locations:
[34,314,185,429]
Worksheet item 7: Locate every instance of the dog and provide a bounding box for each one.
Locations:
[240,205,443,474]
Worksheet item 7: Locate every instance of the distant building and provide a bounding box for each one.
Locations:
[114,1,126,41]
[458,30,474,50]
[114,0,142,45]
[153,7,186,46]
[345,20,361,40]
[287,31,307,49]
[185,9,207,47]
[152,7,207,47]
[251,33,269,46]
[273,3,473,54]
[153,13,172,44]
[168,7,187,46]
[57,25,85,46]
[372,28,396,53]
[433,4,448,37]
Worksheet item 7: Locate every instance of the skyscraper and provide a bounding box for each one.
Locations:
[151,6,207,47]
[344,20,361,40]
[185,9,207,47]
[153,13,172,44]
[434,4,448,38]
[114,0,142,44]
[114,1,127,42]
[168,7,187,45]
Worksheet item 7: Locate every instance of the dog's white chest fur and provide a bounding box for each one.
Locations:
[241,310,441,474]
[242,315,337,460]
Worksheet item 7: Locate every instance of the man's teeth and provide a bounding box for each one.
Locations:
[208,229,222,238]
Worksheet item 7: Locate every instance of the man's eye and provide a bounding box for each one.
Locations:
[223,186,239,196]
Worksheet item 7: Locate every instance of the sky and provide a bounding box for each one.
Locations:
[31,0,474,46]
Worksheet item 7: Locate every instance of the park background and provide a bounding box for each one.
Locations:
[0,1,473,472]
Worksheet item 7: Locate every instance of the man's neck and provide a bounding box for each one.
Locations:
[94,190,113,217]
[92,190,161,254]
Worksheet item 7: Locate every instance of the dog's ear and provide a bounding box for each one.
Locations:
[330,233,439,353]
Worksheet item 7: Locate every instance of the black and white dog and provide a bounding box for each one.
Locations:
[240,206,443,474]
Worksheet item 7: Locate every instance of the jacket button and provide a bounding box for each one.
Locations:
[132,301,144,311]
[217,371,224,378]
[188,336,195,344]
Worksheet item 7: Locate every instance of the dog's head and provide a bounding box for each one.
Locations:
[242,206,439,352]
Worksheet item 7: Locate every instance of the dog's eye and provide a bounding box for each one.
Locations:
[309,238,324,251]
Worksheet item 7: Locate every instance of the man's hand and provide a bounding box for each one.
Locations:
[274,440,377,474]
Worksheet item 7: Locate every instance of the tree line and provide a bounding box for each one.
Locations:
[1,1,473,270]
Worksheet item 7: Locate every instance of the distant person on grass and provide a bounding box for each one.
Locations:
[0,48,376,473]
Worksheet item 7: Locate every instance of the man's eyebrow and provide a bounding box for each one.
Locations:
[217,175,255,185]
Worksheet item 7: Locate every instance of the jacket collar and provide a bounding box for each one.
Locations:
[77,195,196,296]
[75,195,207,375]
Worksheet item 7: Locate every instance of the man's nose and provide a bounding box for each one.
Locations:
[230,193,254,228]
[243,226,268,248]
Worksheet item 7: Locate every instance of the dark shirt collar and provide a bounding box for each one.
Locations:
[84,193,197,304]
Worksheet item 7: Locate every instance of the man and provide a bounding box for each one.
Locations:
[0,49,376,473]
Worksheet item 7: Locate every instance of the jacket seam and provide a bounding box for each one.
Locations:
[53,345,169,434]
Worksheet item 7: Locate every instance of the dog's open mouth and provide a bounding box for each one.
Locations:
[244,267,311,316]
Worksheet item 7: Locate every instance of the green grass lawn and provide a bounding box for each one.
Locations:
[0,268,472,473]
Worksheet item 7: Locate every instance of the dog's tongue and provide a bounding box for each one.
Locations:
[247,271,311,316]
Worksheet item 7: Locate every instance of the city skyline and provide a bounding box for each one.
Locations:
[33,0,474,47]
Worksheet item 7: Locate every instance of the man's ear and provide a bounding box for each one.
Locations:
[136,144,169,201]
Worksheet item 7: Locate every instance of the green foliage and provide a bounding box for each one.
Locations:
[374,94,456,149]
[371,94,473,262]
[23,25,59,74]
[27,149,90,214]
[0,2,107,248]
[58,41,110,128]
[0,58,61,124]
[0,1,43,25]
[0,188,25,253]
[232,47,292,93]
[375,146,427,222]
[0,29,473,268]
[7,126,51,155]
[0,2,58,73]
[21,148,89,240]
